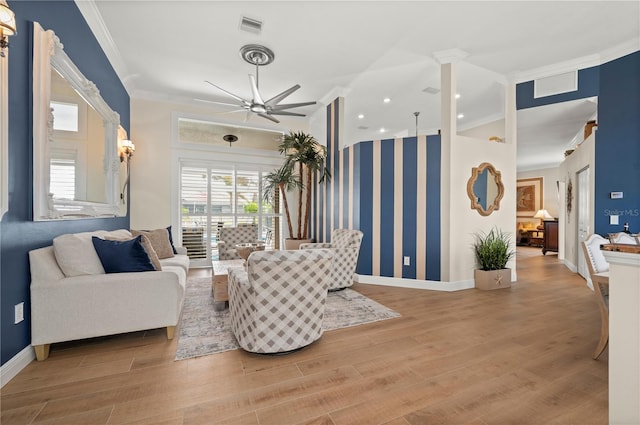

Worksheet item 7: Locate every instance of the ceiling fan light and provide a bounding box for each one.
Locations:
[250,104,267,114]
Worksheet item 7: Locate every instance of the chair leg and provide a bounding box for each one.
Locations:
[593,309,609,360]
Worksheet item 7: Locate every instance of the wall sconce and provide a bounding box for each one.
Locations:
[533,209,553,230]
[118,139,135,162]
[118,139,135,204]
[0,0,17,58]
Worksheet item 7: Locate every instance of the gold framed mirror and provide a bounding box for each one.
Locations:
[466,162,504,216]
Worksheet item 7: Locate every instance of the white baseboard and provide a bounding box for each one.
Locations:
[355,274,475,292]
[564,259,577,273]
[1,345,35,388]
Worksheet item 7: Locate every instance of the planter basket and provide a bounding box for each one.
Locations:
[475,268,511,290]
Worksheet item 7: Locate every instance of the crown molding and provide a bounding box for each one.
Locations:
[513,39,639,83]
[74,0,134,96]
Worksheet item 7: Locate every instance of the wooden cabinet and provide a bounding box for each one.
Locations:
[543,220,558,255]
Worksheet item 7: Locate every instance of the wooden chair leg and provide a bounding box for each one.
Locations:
[593,308,609,360]
[166,326,176,340]
[34,344,50,361]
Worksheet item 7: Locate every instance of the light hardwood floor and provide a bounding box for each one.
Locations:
[1,249,608,425]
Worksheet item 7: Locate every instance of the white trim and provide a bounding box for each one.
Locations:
[513,40,639,83]
[355,274,475,292]
[1,346,35,388]
[564,259,578,273]
[74,0,133,96]
[603,250,640,267]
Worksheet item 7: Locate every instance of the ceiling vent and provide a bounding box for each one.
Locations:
[422,87,440,95]
[357,126,369,130]
[240,16,262,34]
[534,71,578,99]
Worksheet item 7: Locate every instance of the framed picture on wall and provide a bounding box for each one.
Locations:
[517,177,543,217]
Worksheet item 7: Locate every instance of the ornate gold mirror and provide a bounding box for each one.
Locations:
[467,162,504,216]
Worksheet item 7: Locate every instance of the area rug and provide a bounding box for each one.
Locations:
[175,277,400,360]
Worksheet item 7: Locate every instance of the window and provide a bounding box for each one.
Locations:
[50,101,79,132]
[49,155,76,200]
[180,165,281,265]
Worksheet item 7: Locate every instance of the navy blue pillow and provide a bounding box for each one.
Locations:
[92,236,155,273]
[166,225,178,254]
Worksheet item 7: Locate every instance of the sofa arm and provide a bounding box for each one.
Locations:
[175,246,187,255]
[300,242,333,249]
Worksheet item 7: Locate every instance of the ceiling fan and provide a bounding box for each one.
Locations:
[203,44,316,124]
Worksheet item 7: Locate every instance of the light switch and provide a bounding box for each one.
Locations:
[610,215,619,225]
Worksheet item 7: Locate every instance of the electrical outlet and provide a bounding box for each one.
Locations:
[14,302,24,324]
[403,256,410,266]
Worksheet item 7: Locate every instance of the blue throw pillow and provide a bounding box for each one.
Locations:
[92,236,155,273]
[166,225,178,254]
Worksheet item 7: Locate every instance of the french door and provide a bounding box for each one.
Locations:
[180,164,281,266]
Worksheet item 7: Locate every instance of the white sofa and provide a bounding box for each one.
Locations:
[29,229,189,361]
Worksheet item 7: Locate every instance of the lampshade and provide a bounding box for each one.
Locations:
[533,209,553,220]
[0,1,17,37]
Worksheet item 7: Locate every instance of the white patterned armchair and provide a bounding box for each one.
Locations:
[228,249,334,354]
[300,229,363,291]
[217,225,261,260]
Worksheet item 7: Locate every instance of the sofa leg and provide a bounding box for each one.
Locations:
[166,326,176,340]
[34,344,50,361]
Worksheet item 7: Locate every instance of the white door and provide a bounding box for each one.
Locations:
[576,167,590,279]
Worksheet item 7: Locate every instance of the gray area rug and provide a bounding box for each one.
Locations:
[175,277,400,360]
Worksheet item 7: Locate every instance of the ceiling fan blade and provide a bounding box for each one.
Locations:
[257,113,280,123]
[248,74,265,105]
[269,110,307,117]
[270,101,317,111]
[264,84,301,106]
[194,98,245,108]
[205,80,249,104]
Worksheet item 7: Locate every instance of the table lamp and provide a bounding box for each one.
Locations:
[534,209,553,230]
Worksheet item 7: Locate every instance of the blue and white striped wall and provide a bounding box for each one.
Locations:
[312,98,441,283]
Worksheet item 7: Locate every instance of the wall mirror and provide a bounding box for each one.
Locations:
[466,162,504,216]
[33,22,122,220]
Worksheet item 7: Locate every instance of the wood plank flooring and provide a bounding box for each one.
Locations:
[1,249,608,424]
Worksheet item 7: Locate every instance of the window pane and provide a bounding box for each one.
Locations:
[236,171,259,215]
[181,167,208,259]
[210,170,234,214]
[50,101,79,132]
[50,158,76,200]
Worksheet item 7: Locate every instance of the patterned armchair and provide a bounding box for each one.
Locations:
[228,249,334,354]
[300,229,363,291]
[217,225,261,260]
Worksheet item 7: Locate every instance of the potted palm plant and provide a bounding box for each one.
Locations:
[262,164,302,244]
[473,227,515,290]
[276,131,331,249]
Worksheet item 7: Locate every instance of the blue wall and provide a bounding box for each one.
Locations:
[1,1,130,366]
[594,52,640,234]
[516,53,640,236]
[312,100,441,281]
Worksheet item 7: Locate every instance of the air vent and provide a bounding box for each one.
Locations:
[534,71,578,99]
[240,16,262,34]
[357,126,369,130]
[422,87,440,95]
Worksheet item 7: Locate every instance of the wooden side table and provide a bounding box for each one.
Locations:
[211,259,244,311]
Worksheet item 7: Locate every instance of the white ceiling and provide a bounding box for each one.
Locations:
[77,1,640,170]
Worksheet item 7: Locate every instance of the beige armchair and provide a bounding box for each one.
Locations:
[217,225,261,260]
[581,234,610,360]
[300,229,363,291]
[228,249,334,354]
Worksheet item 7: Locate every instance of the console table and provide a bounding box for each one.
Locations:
[542,220,558,255]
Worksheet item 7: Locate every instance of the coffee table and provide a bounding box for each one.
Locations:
[211,259,244,311]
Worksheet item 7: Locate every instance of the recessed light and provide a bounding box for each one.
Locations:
[358,114,364,119]
[455,93,461,99]
[383,98,391,103]
[457,113,464,119]
[379,127,386,133]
